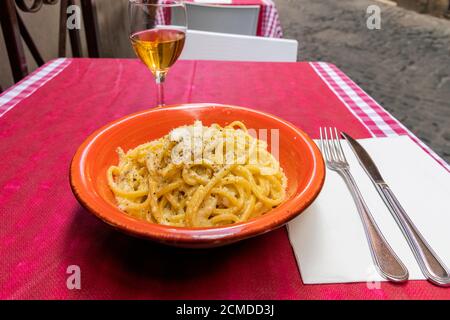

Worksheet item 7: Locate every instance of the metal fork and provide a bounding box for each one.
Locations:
[319,127,409,282]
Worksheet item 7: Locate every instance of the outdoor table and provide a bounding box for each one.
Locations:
[0,58,448,299]
[158,0,283,38]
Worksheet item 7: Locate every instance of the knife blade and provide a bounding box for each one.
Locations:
[340,133,385,184]
[341,132,450,286]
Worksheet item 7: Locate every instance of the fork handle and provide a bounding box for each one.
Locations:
[340,169,409,282]
[376,184,450,286]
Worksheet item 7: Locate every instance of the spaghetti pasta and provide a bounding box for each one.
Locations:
[107,121,287,227]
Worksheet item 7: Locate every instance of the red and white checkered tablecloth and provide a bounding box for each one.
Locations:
[1,58,449,299]
[261,0,283,38]
[0,59,70,119]
[157,0,283,38]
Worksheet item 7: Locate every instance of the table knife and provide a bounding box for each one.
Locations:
[341,132,450,287]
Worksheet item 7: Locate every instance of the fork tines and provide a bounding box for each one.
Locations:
[319,127,347,166]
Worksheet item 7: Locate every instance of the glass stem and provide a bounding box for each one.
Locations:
[155,71,166,107]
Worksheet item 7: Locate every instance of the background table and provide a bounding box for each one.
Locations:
[0,58,449,299]
[159,0,283,38]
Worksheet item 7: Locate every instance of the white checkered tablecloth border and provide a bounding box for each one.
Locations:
[261,0,283,38]
[0,58,71,119]
[311,61,450,173]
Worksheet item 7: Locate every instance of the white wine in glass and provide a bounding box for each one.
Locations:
[129,1,187,106]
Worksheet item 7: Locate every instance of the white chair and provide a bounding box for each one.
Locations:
[180,30,298,62]
[172,3,260,36]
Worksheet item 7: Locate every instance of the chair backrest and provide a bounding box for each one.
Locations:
[180,30,298,62]
[172,3,260,36]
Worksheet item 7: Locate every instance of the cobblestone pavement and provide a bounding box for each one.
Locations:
[275,0,450,162]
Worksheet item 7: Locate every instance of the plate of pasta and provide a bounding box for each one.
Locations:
[70,103,325,247]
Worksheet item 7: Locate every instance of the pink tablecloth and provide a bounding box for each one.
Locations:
[159,0,283,38]
[0,58,449,299]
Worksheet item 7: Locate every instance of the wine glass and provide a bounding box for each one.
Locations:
[129,0,187,107]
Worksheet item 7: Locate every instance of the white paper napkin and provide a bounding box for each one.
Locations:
[287,135,450,284]
[193,0,233,4]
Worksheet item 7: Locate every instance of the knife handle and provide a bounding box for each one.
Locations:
[340,169,409,282]
[377,184,450,286]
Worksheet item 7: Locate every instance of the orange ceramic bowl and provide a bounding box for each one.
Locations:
[70,104,325,248]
